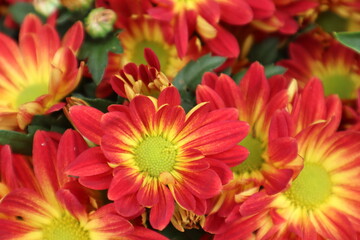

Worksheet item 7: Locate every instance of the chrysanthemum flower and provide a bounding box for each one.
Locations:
[196,62,300,233]
[0,130,167,240]
[216,117,360,240]
[67,86,249,230]
[277,28,360,99]
[96,16,196,97]
[0,14,84,130]
[110,48,172,100]
[148,0,258,58]
[197,62,300,195]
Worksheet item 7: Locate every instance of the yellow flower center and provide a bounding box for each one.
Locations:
[284,163,332,209]
[132,41,170,70]
[322,73,356,99]
[134,136,177,177]
[232,134,264,174]
[43,214,90,240]
[16,83,48,108]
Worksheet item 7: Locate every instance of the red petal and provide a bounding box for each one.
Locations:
[245,0,275,19]
[196,85,226,110]
[181,120,249,155]
[66,147,111,177]
[206,158,234,185]
[174,14,189,58]
[56,189,87,221]
[268,137,298,166]
[262,165,293,195]
[136,181,160,207]
[33,131,59,197]
[108,168,142,200]
[240,191,273,216]
[61,21,84,52]
[114,193,144,218]
[203,26,240,58]
[219,0,253,25]
[149,185,174,230]
[170,183,196,212]
[79,171,113,190]
[182,169,222,199]
[207,145,249,167]
[144,48,160,71]
[123,226,170,240]
[69,106,103,145]
[57,130,88,187]
[158,86,181,106]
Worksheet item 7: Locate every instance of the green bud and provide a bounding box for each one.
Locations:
[85,7,117,38]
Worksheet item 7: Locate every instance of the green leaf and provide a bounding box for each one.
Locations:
[264,64,287,78]
[76,96,115,112]
[173,54,226,111]
[316,11,348,33]
[78,32,123,85]
[248,37,279,65]
[9,2,39,24]
[0,130,33,155]
[334,31,360,53]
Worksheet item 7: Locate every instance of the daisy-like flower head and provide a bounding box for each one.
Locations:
[96,16,197,97]
[196,62,301,233]
[148,0,258,58]
[0,130,167,240]
[67,86,249,230]
[0,14,84,130]
[197,62,300,195]
[278,28,360,99]
[110,48,172,100]
[216,117,360,240]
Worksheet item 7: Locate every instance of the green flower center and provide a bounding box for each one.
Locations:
[284,163,332,209]
[322,73,355,99]
[43,214,90,240]
[16,83,48,108]
[232,134,264,174]
[134,136,177,177]
[132,41,169,70]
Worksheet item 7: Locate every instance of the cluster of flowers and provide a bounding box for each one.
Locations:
[0,0,360,239]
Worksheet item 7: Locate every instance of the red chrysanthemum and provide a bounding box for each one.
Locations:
[67,86,249,230]
[277,28,360,99]
[0,130,167,240]
[0,14,84,130]
[196,62,301,233]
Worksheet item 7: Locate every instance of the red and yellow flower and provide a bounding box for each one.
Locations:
[96,16,197,97]
[110,48,172,100]
[147,0,257,58]
[0,130,167,240]
[277,28,360,99]
[196,62,301,233]
[216,117,360,240]
[0,14,84,130]
[67,86,249,230]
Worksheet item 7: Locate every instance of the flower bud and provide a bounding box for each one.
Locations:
[85,7,116,38]
[33,0,60,16]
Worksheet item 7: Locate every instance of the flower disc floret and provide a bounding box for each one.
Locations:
[43,213,90,240]
[284,163,332,209]
[134,136,177,177]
